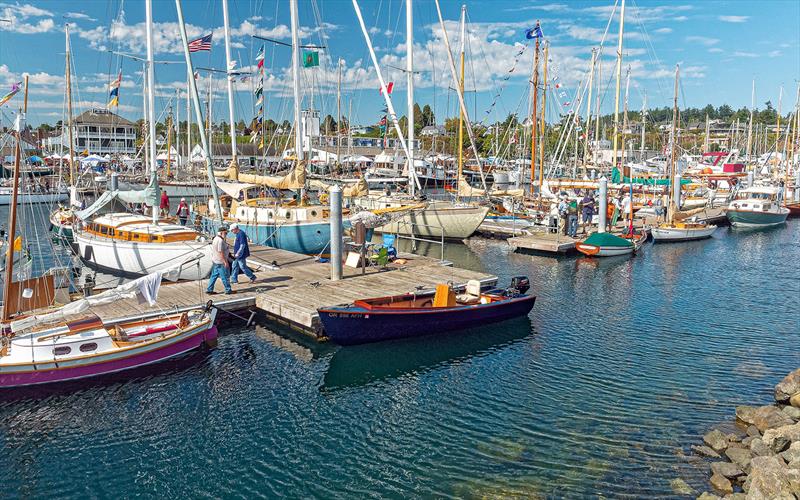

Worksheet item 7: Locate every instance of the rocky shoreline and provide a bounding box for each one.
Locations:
[689,368,800,499]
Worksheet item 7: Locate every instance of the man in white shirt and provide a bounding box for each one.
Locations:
[206,226,234,295]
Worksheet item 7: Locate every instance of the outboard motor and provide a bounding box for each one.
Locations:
[508,276,530,295]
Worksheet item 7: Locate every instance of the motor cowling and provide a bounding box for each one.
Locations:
[509,276,530,295]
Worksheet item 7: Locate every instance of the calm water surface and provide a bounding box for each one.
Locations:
[0,218,798,498]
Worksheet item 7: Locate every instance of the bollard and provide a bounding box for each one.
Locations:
[110,171,119,191]
[598,177,608,233]
[329,185,343,281]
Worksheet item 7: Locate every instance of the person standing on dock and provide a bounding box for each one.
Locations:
[230,223,257,284]
[206,226,234,295]
[177,198,190,226]
[567,198,578,238]
[160,191,170,217]
[580,192,595,235]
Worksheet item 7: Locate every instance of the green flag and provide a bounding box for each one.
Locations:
[302,50,319,67]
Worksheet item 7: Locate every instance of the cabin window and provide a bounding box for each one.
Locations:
[285,212,292,220]
[310,210,317,217]
[53,346,71,356]
[80,343,98,352]
[100,226,109,235]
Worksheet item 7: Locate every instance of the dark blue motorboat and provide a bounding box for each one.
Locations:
[318,277,535,346]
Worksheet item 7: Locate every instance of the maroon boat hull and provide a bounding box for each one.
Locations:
[318,295,535,345]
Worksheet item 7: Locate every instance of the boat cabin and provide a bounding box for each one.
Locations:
[82,213,202,243]
[730,186,783,212]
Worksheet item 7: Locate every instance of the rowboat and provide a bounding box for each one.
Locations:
[575,231,647,257]
[318,277,535,345]
[651,221,717,242]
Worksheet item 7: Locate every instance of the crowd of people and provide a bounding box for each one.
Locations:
[553,190,667,237]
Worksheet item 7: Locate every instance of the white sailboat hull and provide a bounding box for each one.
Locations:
[75,233,213,280]
[651,225,717,242]
[357,198,489,239]
[0,191,68,205]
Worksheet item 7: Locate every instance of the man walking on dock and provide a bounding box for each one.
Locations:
[206,226,234,295]
[230,223,257,284]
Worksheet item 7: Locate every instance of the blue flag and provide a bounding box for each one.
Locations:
[525,23,543,39]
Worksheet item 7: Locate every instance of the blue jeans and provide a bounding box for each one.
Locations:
[206,263,232,293]
[568,215,578,237]
[231,256,256,283]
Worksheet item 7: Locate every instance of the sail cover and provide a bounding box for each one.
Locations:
[216,161,306,190]
[75,175,159,220]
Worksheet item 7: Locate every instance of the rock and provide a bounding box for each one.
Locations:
[711,461,744,478]
[752,405,794,433]
[782,405,800,421]
[693,445,722,459]
[775,369,800,403]
[710,473,733,495]
[705,429,730,452]
[725,446,752,472]
[762,423,800,454]
[789,458,800,469]
[727,433,742,444]
[741,436,754,447]
[736,405,758,425]
[671,478,695,496]
[724,494,746,500]
[744,455,796,499]
[749,437,772,457]
[697,493,720,500]
[780,442,800,464]
[790,393,800,409]
[746,425,761,438]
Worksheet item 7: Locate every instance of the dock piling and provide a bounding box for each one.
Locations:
[330,185,343,281]
[598,177,608,233]
[110,172,119,191]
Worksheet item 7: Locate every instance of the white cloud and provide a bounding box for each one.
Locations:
[767,50,781,58]
[0,2,55,34]
[65,12,96,22]
[513,4,569,12]
[685,36,719,46]
[582,4,693,23]
[708,47,724,53]
[653,27,672,34]
[733,51,758,58]
[718,15,749,23]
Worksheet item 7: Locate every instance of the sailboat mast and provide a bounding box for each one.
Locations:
[336,58,341,170]
[290,0,303,163]
[538,41,548,189]
[166,104,173,177]
[222,0,238,170]
[668,65,679,224]
[186,76,192,168]
[704,113,709,152]
[641,92,647,161]
[406,0,416,196]
[583,48,596,167]
[175,88,181,168]
[65,25,76,187]
[611,0,625,169]
[776,85,782,158]
[175,0,222,220]
[456,5,466,197]
[746,79,754,163]
[594,56,601,164]
[1,75,28,323]
[145,0,158,224]
[621,66,630,167]
[530,25,539,193]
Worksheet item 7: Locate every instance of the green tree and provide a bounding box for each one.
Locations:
[322,114,337,134]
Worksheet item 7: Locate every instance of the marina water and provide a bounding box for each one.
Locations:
[0,216,797,497]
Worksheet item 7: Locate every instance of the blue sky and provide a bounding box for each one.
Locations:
[0,0,798,128]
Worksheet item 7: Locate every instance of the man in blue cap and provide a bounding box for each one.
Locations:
[230,223,257,284]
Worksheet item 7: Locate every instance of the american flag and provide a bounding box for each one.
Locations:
[188,33,213,52]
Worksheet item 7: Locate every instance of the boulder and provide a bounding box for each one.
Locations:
[752,405,794,433]
[781,442,800,464]
[696,492,720,500]
[790,393,800,409]
[725,446,753,472]
[744,455,796,499]
[705,429,730,452]
[671,478,695,496]
[789,458,800,469]
[746,425,761,438]
[742,436,755,447]
[736,405,758,425]
[782,405,800,421]
[762,423,800,454]
[710,473,733,495]
[693,445,722,459]
[775,369,800,403]
[724,494,746,500]
[711,461,744,478]
[749,437,772,457]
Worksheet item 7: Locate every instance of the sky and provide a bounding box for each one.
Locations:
[0,0,798,129]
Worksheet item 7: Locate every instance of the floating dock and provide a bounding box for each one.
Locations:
[508,231,579,255]
[78,244,496,339]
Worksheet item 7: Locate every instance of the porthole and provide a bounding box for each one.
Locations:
[285,213,292,220]
[53,346,71,356]
[80,343,98,352]
[310,210,317,217]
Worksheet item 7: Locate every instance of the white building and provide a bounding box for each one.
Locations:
[43,108,137,155]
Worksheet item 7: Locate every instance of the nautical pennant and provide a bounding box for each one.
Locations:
[0,81,22,107]
[525,23,543,40]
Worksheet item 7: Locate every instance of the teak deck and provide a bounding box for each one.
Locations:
[77,244,497,339]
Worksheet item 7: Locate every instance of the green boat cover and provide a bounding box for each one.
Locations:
[610,167,692,186]
[582,232,634,248]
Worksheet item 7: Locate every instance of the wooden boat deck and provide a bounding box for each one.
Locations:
[508,231,580,255]
[68,244,496,339]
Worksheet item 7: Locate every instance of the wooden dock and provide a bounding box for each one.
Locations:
[79,244,496,339]
[508,231,579,255]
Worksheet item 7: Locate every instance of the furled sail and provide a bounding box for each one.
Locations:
[308,176,369,197]
[457,176,523,198]
[216,161,306,190]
